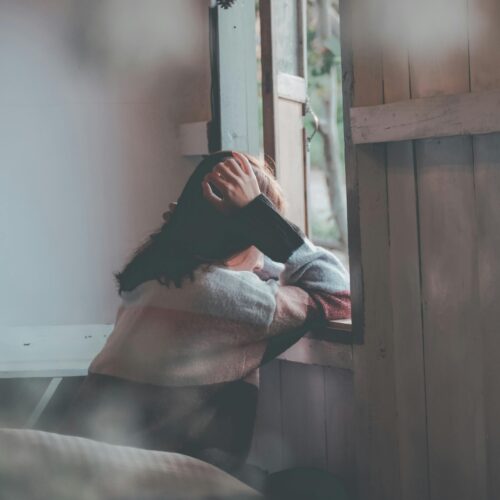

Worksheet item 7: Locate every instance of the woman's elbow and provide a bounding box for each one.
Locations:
[312,290,351,321]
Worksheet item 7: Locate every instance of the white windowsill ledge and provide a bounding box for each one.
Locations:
[0,320,353,381]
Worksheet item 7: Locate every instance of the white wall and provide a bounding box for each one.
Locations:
[0,0,211,326]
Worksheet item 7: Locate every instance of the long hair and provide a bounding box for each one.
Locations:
[115,150,285,293]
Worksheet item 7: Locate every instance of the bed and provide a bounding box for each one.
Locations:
[0,428,262,500]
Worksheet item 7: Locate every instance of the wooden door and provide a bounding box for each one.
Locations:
[260,0,309,232]
[342,0,500,498]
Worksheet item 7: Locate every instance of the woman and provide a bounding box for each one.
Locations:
[54,150,351,489]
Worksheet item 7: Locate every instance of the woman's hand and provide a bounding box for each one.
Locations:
[202,151,261,214]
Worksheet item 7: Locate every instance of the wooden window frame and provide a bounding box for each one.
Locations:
[210,0,355,343]
[208,1,260,155]
[338,0,362,343]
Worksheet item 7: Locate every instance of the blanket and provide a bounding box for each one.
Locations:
[0,428,261,500]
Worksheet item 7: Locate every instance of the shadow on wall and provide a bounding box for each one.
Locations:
[0,0,211,327]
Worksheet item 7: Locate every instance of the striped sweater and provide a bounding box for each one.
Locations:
[89,194,351,386]
[60,194,350,477]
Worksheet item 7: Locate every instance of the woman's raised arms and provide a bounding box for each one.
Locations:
[202,151,261,213]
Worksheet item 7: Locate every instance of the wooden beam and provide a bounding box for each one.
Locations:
[350,88,500,144]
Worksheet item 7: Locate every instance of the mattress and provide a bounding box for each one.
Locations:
[0,428,262,500]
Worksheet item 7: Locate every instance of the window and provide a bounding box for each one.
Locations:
[255,1,347,266]
[213,0,353,336]
[256,0,352,334]
[306,0,348,270]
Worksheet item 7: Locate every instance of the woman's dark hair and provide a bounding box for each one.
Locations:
[115,150,285,293]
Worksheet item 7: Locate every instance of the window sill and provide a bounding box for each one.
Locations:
[276,318,354,371]
[307,318,353,344]
[0,320,355,380]
[326,318,352,332]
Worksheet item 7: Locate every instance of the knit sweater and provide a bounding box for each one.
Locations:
[89,193,351,387]
[58,193,350,475]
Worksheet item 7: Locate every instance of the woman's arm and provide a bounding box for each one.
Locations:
[253,255,284,281]
[233,193,351,328]
[202,152,350,328]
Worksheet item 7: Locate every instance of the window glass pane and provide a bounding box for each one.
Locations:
[306,0,349,269]
[275,0,300,75]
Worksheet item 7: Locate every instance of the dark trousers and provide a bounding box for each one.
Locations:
[44,373,258,473]
[42,374,350,499]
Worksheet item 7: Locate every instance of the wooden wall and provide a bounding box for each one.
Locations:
[343,0,500,499]
[249,360,355,494]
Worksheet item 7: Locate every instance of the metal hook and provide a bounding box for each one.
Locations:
[305,97,319,151]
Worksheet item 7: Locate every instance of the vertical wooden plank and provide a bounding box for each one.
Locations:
[414,138,486,500]
[260,0,308,230]
[298,0,310,236]
[385,142,430,500]
[468,0,500,92]
[409,3,487,498]
[324,367,355,495]
[248,360,283,472]
[346,0,401,498]
[259,0,279,164]
[339,0,363,343]
[217,0,259,154]
[382,1,430,499]
[468,1,500,497]
[276,99,307,230]
[280,361,327,470]
[471,137,500,499]
[352,142,400,500]
[408,2,470,97]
